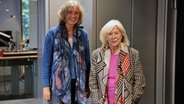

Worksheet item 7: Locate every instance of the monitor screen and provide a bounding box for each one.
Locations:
[0,30,12,47]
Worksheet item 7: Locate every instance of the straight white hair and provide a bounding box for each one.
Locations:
[99,19,130,48]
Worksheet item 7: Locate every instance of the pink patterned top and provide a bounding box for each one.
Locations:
[108,53,119,104]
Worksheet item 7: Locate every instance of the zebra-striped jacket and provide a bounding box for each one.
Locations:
[89,44,146,104]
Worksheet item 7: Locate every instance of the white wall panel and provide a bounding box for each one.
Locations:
[29,1,38,49]
[49,0,66,28]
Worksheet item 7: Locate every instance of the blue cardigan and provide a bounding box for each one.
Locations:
[42,23,90,91]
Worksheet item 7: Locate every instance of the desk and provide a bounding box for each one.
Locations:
[0,55,37,99]
[0,55,37,60]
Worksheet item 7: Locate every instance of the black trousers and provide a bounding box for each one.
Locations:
[71,79,77,104]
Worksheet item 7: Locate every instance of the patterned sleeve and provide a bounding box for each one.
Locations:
[132,50,146,103]
[89,49,104,104]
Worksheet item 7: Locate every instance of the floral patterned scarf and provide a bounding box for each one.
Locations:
[52,24,87,104]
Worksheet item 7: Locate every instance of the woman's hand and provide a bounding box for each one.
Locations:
[104,99,108,104]
[43,87,51,102]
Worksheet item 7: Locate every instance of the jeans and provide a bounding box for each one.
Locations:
[43,94,63,104]
[43,95,92,104]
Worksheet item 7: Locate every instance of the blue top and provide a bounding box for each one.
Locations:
[69,47,77,79]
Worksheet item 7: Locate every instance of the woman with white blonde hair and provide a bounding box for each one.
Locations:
[89,19,146,104]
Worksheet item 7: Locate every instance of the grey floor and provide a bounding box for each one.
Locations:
[0,98,92,104]
[0,98,42,104]
[0,97,92,104]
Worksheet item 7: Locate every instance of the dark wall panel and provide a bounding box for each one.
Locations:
[175,0,184,103]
